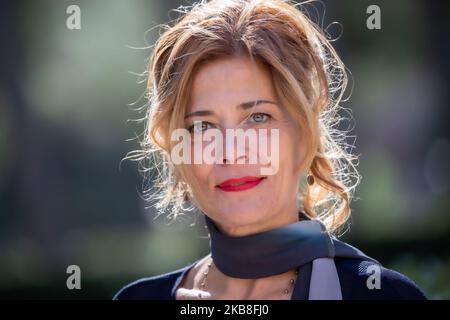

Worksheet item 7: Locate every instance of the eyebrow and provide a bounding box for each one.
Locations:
[184,99,278,119]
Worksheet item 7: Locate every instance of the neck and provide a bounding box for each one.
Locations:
[213,204,301,237]
[202,255,298,300]
[204,209,330,279]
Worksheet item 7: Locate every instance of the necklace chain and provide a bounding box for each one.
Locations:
[198,257,299,299]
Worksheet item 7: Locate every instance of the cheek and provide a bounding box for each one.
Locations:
[188,138,211,180]
[278,128,303,174]
[190,163,213,187]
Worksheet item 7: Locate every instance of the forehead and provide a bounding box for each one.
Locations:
[188,56,276,110]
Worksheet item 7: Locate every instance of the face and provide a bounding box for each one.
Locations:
[183,56,304,236]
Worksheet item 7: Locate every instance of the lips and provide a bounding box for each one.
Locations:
[216,176,266,192]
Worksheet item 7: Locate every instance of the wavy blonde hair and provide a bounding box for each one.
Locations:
[124,0,360,234]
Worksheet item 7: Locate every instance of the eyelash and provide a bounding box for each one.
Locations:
[248,112,272,123]
[187,122,213,133]
[187,112,273,133]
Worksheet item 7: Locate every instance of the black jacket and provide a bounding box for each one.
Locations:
[114,257,427,300]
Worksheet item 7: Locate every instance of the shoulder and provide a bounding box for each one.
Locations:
[113,263,195,300]
[334,257,427,300]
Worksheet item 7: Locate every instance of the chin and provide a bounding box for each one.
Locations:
[212,203,272,230]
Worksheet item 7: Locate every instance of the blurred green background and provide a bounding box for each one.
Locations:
[0,0,449,299]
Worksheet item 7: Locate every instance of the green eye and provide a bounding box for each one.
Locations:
[188,121,213,133]
[249,113,271,123]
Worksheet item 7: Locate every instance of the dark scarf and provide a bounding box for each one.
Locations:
[204,211,378,299]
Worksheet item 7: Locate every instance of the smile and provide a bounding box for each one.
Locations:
[216,176,266,192]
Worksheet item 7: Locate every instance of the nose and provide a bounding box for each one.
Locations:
[222,129,249,165]
[222,154,246,164]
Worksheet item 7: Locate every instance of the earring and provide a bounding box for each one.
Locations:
[307,173,315,186]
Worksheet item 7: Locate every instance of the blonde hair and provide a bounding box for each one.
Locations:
[124,0,360,234]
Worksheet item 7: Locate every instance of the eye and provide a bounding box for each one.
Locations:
[187,121,214,134]
[248,112,272,123]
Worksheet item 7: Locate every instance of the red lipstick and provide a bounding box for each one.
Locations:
[216,176,266,192]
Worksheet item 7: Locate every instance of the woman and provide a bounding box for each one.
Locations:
[114,0,426,300]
